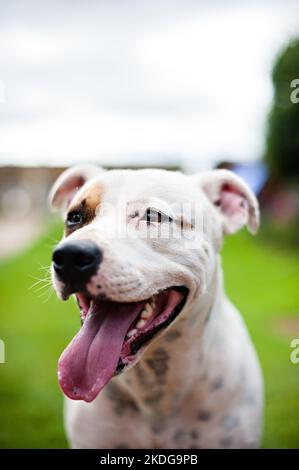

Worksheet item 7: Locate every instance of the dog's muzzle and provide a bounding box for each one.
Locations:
[52,240,103,292]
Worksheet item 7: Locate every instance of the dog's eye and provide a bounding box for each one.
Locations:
[66,210,83,227]
[142,208,173,224]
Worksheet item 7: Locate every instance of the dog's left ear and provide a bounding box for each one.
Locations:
[191,169,260,234]
[48,164,103,212]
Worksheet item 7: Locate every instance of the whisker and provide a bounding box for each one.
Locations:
[34,282,52,294]
[29,276,52,290]
[36,261,51,273]
[39,286,55,304]
[37,286,54,303]
[29,279,52,294]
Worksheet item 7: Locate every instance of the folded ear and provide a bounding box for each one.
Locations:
[191,169,260,234]
[48,164,103,211]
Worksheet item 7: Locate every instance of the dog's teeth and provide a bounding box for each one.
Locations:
[141,308,152,319]
[127,329,137,338]
[140,298,156,320]
[145,303,153,313]
[137,319,146,329]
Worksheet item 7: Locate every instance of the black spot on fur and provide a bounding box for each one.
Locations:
[190,429,200,440]
[146,348,169,382]
[114,443,129,449]
[135,364,151,387]
[221,415,239,430]
[155,348,169,359]
[151,423,163,435]
[134,363,165,406]
[134,349,174,407]
[144,389,164,404]
[211,376,223,390]
[105,382,137,416]
[173,429,188,445]
[164,330,181,342]
[197,410,211,421]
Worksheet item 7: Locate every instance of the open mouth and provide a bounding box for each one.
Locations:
[58,286,188,403]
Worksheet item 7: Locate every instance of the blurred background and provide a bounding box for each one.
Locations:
[0,0,299,448]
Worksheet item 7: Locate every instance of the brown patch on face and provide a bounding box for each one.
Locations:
[65,182,104,236]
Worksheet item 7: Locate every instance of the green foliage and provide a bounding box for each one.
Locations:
[0,225,299,447]
[265,38,299,179]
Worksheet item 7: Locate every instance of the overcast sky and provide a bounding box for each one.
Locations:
[0,0,299,171]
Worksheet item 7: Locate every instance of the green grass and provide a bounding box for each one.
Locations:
[0,224,299,448]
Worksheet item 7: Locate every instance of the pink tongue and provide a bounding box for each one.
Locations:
[58,300,144,402]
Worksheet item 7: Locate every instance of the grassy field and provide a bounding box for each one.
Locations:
[0,223,299,448]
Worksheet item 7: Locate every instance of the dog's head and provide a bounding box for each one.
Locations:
[49,165,259,402]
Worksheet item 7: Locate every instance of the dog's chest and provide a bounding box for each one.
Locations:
[66,380,248,449]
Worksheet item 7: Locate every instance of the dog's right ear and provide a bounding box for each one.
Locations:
[190,169,260,235]
[48,164,103,212]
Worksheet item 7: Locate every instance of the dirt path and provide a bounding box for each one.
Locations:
[0,215,43,261]
[272,315,299,338]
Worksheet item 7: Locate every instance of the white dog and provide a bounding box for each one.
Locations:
[49,165,263,449]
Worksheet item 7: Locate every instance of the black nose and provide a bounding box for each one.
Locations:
[52,240,102,290]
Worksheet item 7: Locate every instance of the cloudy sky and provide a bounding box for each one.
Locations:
[0,0,299,170]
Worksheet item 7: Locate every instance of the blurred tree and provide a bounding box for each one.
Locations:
[265,38,299,179]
